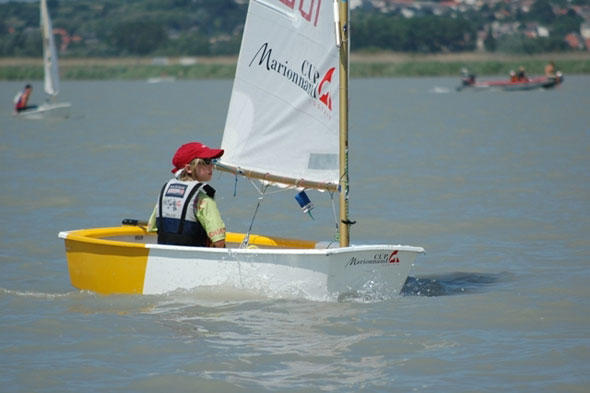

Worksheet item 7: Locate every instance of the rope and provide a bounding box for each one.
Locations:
[240,183,270,249]
[329,191,340,243]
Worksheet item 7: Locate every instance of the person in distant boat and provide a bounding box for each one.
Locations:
[517,66,527,82]
[148,142,226,248]
[13,84,37,113]
[545,61,556,79]
[509,70,517,82]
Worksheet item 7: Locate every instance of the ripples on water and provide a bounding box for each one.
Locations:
[0,270,513,392]
[0,267,518,392]
[1,77,589,392]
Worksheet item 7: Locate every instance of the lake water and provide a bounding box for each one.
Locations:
[1,76,589,392]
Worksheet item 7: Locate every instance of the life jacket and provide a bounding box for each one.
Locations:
[14,91,27,111]
[156,179,216,247]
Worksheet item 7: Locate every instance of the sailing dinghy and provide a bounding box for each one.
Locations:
[17,0,71,118]
[58,0,424,300]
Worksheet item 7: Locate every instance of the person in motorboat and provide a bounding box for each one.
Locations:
[545,61,557,79]
[148,142,226,248]
[459,68,476,87]
[13,84,37,113]
[509,70,517,82]
[517,66,528,82]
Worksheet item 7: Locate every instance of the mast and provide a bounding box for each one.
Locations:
[338,0,350,247]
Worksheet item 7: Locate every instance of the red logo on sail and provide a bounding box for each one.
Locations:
[318,67,335,110]
[389,250,400,264]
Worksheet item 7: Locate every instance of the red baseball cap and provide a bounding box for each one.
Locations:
[171,142,224,173]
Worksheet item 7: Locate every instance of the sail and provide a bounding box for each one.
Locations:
[40,0,60,96]
[220,0,340,189]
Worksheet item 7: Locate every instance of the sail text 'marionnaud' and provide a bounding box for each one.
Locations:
[248,42,321,100]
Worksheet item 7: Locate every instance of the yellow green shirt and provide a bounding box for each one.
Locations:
[195,194,225,243]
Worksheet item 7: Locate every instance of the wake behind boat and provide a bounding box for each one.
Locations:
[14,0,71,118]
[457,68,563,92]
[58,0,424,301]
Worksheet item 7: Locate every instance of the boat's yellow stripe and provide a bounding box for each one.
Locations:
[64,228,149,294]
[66,227,316,249]
[226,232,316,249]
[65,226,150,245]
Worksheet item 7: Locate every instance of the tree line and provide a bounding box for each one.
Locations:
[0,0,586,57]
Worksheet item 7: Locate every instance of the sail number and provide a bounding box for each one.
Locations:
[279,0,322,27]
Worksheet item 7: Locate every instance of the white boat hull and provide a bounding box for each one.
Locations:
[58,226,424,301]
[17,102,71,119]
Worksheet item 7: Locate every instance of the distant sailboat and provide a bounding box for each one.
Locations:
[17,0,71,118]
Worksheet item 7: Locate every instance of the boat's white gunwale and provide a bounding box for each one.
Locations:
[145,242,425,255]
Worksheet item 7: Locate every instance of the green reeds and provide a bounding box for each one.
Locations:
[1,56,589,80]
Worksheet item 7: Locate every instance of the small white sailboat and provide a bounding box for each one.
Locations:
[58,0,423,300]
[17,0,71,118]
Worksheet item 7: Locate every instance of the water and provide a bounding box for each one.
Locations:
[1,76,589,392]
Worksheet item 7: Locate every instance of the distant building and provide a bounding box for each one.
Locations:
[537,26,549,38]
[564,33,585,50]
[523,23,549,39]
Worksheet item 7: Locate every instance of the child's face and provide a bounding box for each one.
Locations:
[195,160,213,182]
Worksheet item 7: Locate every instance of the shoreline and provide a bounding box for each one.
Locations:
[1,52,589,80]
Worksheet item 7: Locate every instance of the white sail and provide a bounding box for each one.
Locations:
[220,0,340,188]
[40,0,60,97]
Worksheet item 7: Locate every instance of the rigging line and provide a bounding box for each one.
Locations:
[329,191,340,243]
[240,183,270,249]
[246,176,292,196]
[214,161,241,197]
[338,169,349,192]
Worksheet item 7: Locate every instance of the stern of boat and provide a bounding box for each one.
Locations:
[58,226,153,294]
